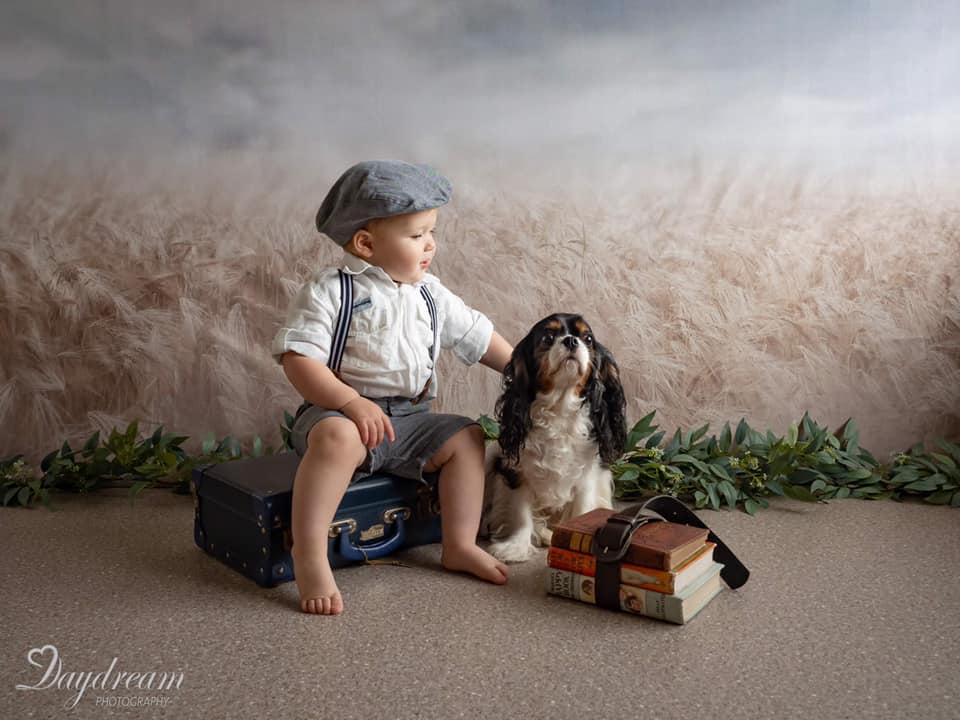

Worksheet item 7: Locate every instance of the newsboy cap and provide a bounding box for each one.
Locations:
[316,160,453,246]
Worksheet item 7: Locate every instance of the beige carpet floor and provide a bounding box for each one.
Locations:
[2,490,958,720]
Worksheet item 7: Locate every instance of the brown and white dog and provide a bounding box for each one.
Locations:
[484,313,627,563]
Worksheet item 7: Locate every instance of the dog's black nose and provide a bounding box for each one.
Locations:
[562,336,579,351]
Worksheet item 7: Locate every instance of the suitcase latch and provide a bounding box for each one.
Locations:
[328,518,357,538]
[383,507,411,524]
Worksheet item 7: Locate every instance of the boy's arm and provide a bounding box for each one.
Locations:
[282,352,394,447]
[281,352,360,410]
[479,331,513,374]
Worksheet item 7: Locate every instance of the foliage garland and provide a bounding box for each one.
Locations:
[2,410,958,513]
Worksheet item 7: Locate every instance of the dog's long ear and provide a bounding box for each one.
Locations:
[588,342,627,466]
[495,334,536,465]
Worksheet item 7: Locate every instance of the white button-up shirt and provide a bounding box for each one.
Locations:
[272,254,494,400]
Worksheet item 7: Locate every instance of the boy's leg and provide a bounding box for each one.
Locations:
[292,417,367,615]
[423,425,508,585]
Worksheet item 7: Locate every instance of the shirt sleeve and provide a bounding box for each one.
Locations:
[270,270,340,365]
[426,276,494,365]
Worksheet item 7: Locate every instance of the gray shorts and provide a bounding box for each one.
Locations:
[290,396,478,483]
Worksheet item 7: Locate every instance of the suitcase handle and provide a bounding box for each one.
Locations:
[334,510,408,562]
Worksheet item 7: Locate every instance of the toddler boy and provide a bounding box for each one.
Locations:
[273,160,512,614]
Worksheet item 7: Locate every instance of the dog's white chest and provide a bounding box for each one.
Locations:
[518,398,597,510]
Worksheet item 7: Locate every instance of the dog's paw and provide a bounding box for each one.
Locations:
[488,538,534,563]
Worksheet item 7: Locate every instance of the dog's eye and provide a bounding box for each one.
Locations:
[583,334,594,346]
[540,333,555,346]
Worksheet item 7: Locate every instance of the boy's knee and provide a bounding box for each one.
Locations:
[427,424,485,470]
[463,424,486,449]
[445,424,485,457]
[306,418,365,464]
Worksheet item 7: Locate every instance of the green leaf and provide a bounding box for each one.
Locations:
[744,499,760,515]
[814,451,836,465]
[789,468,822,485]
[129,480,151,504]
[693,490,708,509]
[936,439,960,461]
[904,478,942,492]
[758,478,780,496]
[672,454,709,473]
[811,479,827,494]
[786,423,798,447]
[645,431,666,449]
[478,415,500,440]
[625,411,657,449]
[707,463,732,482]
[665,428,682,454]
[719,422,732,452]
[689,423,710,445]
[734,418,749,445]
[931,453,956,471]
[82,431,101,453]
[718,480,738,509]
[618,468,640,483]
[780,483,817,502]
[706,483,720,511]
[17,486,31,506]
[202,432,216,456]
[925,490,954,505]
[3,487,19,506]
[252,436,263,458]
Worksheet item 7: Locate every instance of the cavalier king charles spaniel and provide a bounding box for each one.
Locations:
[484,313,627,563]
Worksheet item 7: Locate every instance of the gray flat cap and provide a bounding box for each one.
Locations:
[316,160,453,246]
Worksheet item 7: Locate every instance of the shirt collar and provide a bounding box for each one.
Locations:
[340,252,430,288]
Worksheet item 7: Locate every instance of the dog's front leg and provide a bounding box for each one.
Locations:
[569,467,614,519]
[487,485,536,563]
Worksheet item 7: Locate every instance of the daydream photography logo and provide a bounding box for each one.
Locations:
[15,644,184,710]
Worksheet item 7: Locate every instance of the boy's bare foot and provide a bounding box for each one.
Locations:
[291,546,343,615]
[442,543,509,585]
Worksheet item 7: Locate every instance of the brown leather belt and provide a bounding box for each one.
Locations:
[593,494,750,611]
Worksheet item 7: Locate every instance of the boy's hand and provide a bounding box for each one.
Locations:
[340,397,395,449]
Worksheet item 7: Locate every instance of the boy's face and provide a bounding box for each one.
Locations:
[354,208,438,285]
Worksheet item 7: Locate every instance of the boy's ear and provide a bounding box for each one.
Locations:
[349,229,375,259]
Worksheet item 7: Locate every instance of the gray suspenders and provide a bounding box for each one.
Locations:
[327,270,438,399]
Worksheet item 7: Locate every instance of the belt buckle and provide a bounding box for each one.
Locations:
[593,515,661,564]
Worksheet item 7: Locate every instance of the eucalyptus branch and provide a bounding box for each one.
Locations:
[478,411,960,515]
[1,413,298,509]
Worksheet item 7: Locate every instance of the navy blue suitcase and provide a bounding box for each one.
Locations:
[192,452,442,587]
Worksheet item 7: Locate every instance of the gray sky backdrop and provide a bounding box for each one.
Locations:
[2,0,958,193]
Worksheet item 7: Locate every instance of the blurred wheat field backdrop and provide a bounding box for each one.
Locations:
[1,163,958,465]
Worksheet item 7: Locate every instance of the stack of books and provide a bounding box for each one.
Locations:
[545,508,725,624]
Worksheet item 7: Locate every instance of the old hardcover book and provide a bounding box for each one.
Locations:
[546,562,724,625]
[551,508,709,571]
[547,541,716,595]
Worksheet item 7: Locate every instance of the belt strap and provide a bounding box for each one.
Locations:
[593,494,750,610]
[326,272,437,399]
